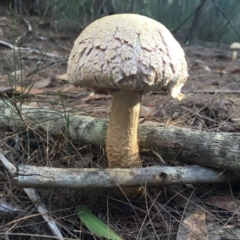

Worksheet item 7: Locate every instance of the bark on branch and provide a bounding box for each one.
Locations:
[0,99,240,170]
[15,164,240,189]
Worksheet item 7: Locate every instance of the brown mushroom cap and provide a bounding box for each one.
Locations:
[68,14,188,99]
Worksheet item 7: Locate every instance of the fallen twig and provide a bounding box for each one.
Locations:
[0,199,24,216]
[15,164,240,189]
[0,39,64,59]
[22,18,32,32]
[183,89,240,94]
[24,59,67,77]
[23,188,64,240]
[0,151,17,175]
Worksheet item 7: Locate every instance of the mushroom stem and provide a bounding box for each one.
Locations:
[106,91,142,168]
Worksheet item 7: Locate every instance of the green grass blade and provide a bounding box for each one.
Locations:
[76,205,123,240]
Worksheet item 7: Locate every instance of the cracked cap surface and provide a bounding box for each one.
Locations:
[68,14,188,98]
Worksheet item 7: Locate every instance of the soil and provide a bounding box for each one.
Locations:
[1,7,240,240]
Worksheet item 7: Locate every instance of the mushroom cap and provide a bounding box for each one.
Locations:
[68,14,188,98]
[230,42,240,50]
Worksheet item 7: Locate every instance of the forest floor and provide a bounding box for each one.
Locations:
[1,7,240,240]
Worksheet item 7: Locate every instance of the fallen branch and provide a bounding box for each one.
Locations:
[0,39,64,59]
[0,199,24,216]
[0,99,240,170]
[15,164,240,189]
[24,59,67,78]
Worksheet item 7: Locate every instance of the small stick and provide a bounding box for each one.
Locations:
[151,149,166,164]
[24,59,67,77]
[0,199,24,216]
[0,40,64,59]
[183,90,240,94]
[22,18,32,32]
[15,164,240,188]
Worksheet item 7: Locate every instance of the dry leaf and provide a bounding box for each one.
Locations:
[204,66,211,72]
[56,73,69,81]
[177,210,208,240]
[203,196,240,213]
[32,78,51,89]
[56,85,76,92]
[0,87,16,98]
[230,68,240,74]
[211,81,219,86]
[0,17,7,26]
[11,70,23,76]
[15,86,45,95]
[50,50,61,56]
[172,112,179,118]
[194,59,205,64]
[207,222,240,239]
[0,87,12,93]
[85,93,111,102]
[215,67,228,75]
[28,102,38,107]
[74,153,93,168]
[140,105,157,117]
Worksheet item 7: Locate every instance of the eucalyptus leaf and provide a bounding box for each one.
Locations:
[76,205,123,240]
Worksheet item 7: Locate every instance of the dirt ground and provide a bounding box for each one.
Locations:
[1,7,240,240]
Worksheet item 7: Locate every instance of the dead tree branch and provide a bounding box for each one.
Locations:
[0,99,240,170]
[15,164,240,189]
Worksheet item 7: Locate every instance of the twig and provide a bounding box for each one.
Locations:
[183,89,240,94]
[0,39,67,79]
[0,199,24,216]
[212,0,240,40]
[0,39,64,59]
[24,188,64,240]
[0,151,17,175]
[15,164,240,188]
[181,105,216,124]
[24,59,67,78]
[0,40,20,50]
[22,18,32,32]
[0,151,63,240]
[151,149,166,164]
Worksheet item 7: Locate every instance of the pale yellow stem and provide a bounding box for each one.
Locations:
[106,91,142,168]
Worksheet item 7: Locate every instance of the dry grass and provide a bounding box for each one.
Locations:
[1,88,240,239]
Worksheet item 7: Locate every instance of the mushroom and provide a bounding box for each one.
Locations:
[67,14,188,196]
[230,42,240,61]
